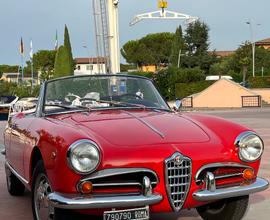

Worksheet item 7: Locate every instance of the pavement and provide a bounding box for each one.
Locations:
[0,108,269,220]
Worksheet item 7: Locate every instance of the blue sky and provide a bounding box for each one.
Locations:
[0,0,269,65]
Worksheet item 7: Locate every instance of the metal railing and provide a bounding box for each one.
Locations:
[181,97,193,108]
[241,96,262,108]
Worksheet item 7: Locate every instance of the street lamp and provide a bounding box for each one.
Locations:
[83,45,92,74]
[245,21,261,77]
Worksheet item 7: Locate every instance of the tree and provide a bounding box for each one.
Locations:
[28,50,56,81]
[54,46,73,78]
[54,25,74,78]
[64,25,74,69]
[182,20,216,72]
[121,33,174,67]
[0,65,19,78]
[170,26,185,67]
[233,42,252,83]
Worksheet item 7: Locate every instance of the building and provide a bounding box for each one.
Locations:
[0,72,39,85]
[138,65,157,73]
[255,38,270,49]
[74,57,107,75]
[188,79,262,108]
[209,51,235,58]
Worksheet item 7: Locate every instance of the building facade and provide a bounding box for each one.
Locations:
[74,57,107,75]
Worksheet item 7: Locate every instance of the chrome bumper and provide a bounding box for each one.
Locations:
[193,177,269,202]
[48,193,163,210]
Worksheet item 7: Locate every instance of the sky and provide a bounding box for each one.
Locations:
[0,0,269,65]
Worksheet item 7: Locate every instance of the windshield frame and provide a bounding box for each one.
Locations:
[37,74,171,117]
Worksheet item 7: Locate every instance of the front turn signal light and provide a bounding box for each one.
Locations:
[80,181,93,194]
[243,169,255,180]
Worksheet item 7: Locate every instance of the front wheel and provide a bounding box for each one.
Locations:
[32,161,75,220]
[196,195,249,220]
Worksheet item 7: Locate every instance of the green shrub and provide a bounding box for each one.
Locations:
[127,71,153,79]
[0,81,40,98]
[175,81,213,99]
[249,77,270,88]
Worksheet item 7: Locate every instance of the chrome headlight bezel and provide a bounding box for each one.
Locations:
[235,131,264,162]
[67,139,101,175]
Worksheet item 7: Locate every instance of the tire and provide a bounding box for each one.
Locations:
[5,163,25,196]
[196,196,249,220]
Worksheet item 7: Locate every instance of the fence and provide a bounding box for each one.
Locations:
[241,96,262,108]
[181,97,193,108]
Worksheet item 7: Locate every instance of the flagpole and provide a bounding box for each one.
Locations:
[21,55,24,83]
[30,39,34,92]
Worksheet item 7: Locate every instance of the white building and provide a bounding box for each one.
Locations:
[74,57,107,75]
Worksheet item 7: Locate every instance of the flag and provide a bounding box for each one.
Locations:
[29,39,33,59]
[55,30,58,50]
[19,37,24,55]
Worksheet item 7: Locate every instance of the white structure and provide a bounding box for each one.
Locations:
[74,58,107,75]
[92,0,198,74]
[130,1,198,26]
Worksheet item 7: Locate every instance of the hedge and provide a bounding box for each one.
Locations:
[249,77,270,88]
[175,81,213,99]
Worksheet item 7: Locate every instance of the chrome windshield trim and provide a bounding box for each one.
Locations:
[195,162,252,183]
[5,162,29,185]
[48,192,163,209]
[193,177,269,202]
[80,168,159,183]
[124,111,165,139]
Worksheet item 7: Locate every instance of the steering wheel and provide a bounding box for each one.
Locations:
[119,93,143,100]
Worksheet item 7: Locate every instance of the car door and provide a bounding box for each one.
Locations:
[9,113,34,177]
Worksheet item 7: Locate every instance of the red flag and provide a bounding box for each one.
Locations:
[19,37,24,55]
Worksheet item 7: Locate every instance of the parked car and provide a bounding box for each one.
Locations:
[2,75,268,220]
[0,96,18,120]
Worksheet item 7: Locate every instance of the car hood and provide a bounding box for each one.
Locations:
[58,110,210,146]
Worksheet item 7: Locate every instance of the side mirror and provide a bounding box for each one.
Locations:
[174,99,182,111]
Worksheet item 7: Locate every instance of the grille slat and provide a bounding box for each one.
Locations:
[165,152,192,212]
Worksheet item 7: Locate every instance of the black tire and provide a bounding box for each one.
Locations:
[5,163,25,196]
[196,195,249,220]
[32,161,74,220]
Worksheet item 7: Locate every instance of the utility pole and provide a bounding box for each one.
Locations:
[246,21,261,78]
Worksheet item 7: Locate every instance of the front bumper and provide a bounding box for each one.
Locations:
[193,177,269,202]
[48,193,163,210]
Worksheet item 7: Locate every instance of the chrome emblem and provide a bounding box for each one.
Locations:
[175,155,183,165]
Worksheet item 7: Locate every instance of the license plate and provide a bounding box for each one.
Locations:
[103,207,149,220]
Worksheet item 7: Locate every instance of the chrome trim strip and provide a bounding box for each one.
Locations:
[5,162,29,185]
[93,182,142,187]
[215,173,243,180]
[124,111,165,139]
[48,192,163,209]
[80,168,159,183]
[195,162,252,183]
[193,177,269,202]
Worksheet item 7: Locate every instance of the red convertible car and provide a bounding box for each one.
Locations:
[2,75,268,220]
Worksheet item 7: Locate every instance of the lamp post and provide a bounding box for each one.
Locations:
[83,45,92,74]
[246,21,261,77]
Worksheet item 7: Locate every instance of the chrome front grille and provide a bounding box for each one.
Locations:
[165,152,192,211]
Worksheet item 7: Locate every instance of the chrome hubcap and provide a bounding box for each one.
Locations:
[34,174,54,220]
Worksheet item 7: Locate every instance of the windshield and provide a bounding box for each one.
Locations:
[43,75,169,114]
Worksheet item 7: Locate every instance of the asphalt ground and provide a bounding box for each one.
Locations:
[0,108,269,220]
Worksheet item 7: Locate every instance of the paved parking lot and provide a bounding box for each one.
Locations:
[0,108,269,220]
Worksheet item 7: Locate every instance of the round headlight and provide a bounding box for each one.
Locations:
[67,140,100,174]
[235,132,264,162]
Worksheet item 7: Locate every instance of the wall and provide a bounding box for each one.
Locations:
[252,89,270,103]
[193,79,258,108]
[74,63,106,75]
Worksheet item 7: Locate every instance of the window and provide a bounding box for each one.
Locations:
[86,65,94,71]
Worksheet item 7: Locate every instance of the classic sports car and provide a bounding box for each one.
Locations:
[2,75,269,220]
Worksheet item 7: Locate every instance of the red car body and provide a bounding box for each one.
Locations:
[2,75,269,219]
